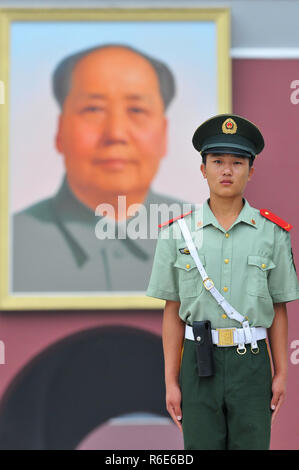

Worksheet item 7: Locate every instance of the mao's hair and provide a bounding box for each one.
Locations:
[52,44,176,111]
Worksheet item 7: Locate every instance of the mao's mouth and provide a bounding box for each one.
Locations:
[92,158,133,169]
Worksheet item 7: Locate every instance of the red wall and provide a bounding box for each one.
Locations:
[234,59,299,450]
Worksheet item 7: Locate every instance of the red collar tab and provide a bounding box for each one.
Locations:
[260,209,293,232]
[158,210,193,229]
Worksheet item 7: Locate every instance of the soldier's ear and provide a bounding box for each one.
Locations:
[200,162,207,179]
[248,165,254,181]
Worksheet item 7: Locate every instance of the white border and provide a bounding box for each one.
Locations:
[231,48,299,59]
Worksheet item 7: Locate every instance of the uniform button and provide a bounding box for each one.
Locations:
[261,263,266,269]
[196,336,201,342]
[225,233,230,238]
[223,287,228,292]
[251,219,256,225]
[224,258,229,264]
[186,264,190,269]
[222,314,227,319]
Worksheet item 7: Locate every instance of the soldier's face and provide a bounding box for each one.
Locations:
[55,47,167,201]
[200,153,254,197]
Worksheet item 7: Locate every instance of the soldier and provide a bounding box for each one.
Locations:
[146,114,299,450]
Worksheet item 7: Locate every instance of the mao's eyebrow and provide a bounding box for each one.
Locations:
[124,94,152,102]
[81,93,106,100]
[78,93,153,103]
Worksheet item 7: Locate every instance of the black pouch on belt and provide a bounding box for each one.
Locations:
[192,320,214,377]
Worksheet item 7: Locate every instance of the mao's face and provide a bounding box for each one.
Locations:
[56,47,167,203]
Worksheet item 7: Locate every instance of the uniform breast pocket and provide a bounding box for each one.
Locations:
[174,254,206,298]
[246,255,276,298]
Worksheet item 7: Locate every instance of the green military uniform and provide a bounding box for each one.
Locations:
[147,197,299,329]
[146,114,299,450]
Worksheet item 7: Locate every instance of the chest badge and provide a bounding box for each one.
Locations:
[179,248,190,255]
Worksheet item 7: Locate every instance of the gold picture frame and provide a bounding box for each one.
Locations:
[0,8,231,310]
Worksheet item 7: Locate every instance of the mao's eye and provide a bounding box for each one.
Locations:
[80,106,104,113]
[128,107,147,114]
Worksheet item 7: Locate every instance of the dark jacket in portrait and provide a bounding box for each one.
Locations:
[12,177,190,292]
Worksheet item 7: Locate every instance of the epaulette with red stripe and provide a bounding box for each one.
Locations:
[260,208,293,232]
[158,210,192,229]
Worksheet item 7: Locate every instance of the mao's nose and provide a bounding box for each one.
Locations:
[102,108,128,145]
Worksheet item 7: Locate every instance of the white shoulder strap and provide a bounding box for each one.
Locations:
[177,218,247,326]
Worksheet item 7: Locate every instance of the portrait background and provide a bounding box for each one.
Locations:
[10,20,217,212]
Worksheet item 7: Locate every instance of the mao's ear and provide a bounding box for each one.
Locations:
[161,116,168,159]
[55,114,63,153]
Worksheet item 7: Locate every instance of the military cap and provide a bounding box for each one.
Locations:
[192,113,264,159]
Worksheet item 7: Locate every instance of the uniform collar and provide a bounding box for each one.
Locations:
[196,197,258,231]
[50,176,156,266]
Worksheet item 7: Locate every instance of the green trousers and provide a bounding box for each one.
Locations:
[179,338,273,450]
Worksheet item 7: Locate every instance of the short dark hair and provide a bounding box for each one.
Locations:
[52,43,176,111]
[201,153,254,168]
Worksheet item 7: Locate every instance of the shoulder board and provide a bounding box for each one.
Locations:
[158,210,192,229]
[260,208,292,232]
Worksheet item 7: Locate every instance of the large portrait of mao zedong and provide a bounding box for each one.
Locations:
[0,8,230,309]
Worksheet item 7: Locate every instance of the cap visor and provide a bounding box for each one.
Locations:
[201,147,253,158]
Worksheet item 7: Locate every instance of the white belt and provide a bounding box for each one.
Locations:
[185,324,267,353]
